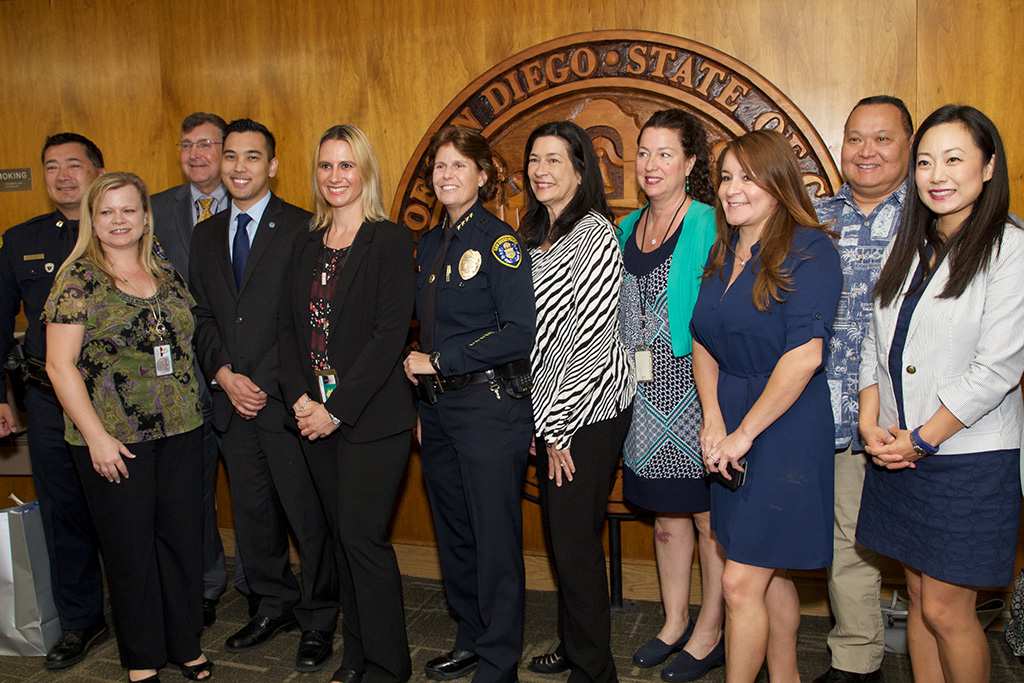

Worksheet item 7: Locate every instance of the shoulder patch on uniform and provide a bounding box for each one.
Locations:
[491,235,521,268]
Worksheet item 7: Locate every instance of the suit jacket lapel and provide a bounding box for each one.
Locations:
[904,254,950,345]
[175,186,194,244]
[325,221,372,336]
[297,231,320,348]
[209,213,237,298]
[239,196,281,294]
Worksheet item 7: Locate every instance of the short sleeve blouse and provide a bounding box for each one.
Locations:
[42,258,203,446]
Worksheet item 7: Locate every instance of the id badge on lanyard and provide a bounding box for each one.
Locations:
[155,345,173,376]
[315,369,338,402]
[634,346,653,383]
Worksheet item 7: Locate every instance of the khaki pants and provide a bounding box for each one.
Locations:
[826,446,884,673]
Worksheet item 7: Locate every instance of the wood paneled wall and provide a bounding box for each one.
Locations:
[2,0,1022,571]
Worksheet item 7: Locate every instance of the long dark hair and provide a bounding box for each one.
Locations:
[704,130,833,312]
[640,109,715,205]
[520,121,613,249]
[873,105,1009,307]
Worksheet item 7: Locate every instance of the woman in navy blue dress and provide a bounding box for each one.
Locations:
[690,130,841,683]
[858,105,1024,683]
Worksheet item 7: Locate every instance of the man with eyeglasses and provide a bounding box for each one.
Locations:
[152,112,248,629]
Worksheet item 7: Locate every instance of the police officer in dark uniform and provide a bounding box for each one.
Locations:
[0,133,108,669]
[403,126,535,683]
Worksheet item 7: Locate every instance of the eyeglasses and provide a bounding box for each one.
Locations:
[175,139,222,152]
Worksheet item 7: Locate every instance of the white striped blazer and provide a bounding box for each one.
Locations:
[860,222,1024,454]
[530,211,636,449]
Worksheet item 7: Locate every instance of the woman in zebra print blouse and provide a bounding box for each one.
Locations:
[521,120,636,683]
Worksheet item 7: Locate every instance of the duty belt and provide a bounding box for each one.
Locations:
[415,359,532,404]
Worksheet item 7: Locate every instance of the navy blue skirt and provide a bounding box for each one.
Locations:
[857,448,1021,586]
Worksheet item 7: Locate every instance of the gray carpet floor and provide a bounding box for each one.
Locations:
[1,573,1021,682]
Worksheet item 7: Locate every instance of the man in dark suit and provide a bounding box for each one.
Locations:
[189,118,338,672]
[151,112,247,629]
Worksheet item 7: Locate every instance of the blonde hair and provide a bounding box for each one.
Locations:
[309,124,387,231]
[59,172,161,283]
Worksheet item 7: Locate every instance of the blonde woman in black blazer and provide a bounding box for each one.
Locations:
[278,125,416,683]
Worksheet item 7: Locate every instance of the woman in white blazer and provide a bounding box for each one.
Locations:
[858,105,1024,683]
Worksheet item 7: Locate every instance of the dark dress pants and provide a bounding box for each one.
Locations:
[419,383,533,683]
[24,386,105,630]
[304,429,413,683]
[538,404,633,683]
[70,429,204,669]
[197,384,228,601]
[219,413,337,630]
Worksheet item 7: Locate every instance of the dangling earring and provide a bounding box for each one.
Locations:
[685,176,690,194]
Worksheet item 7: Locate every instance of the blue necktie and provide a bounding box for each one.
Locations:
[232,213,252,288]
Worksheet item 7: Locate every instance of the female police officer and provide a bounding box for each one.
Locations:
[403,126,535,683]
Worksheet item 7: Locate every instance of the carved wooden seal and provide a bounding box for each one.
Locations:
[392,30,839,236]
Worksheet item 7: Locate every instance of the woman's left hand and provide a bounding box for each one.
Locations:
[546,441,575,487]
[704,430,752,478]
[295,399,339,440]
[865,424,921,469]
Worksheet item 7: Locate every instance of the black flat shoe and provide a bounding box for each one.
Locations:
[661,637,725,682]
[633,620,694,668]
[44,623,110,669]
[295,630,334,672]
[330,666,364,683]
[425,649,478,680]
[527,650,570,674]
[224,614,298,653]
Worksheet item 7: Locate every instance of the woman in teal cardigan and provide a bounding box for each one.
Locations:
[617,110,725,683]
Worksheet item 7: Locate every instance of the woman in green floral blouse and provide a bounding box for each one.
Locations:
[44,172,211,683]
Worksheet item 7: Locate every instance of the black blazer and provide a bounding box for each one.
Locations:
[279,219,416,443]
[189,193,312,432]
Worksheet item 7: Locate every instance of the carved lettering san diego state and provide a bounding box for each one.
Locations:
[392,31,839,235]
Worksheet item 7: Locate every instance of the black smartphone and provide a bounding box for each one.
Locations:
[708,456,747,491]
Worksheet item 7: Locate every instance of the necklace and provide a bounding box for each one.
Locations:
[112,264,142,283]
[643,195,688,247]
[112,262,166,338]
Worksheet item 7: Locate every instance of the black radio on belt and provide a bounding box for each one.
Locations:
[414,360,532,405]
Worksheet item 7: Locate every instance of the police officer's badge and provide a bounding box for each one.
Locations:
[459,249,481,279]
[491,235,521,268]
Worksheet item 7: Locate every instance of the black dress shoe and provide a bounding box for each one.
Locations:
[202,599,218,629]
[425,649,478,680]
[44,622,110,669]
[812,667,884,683]
[330,665,364,683]
[295,630,334,672]
[225,614,298,653]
